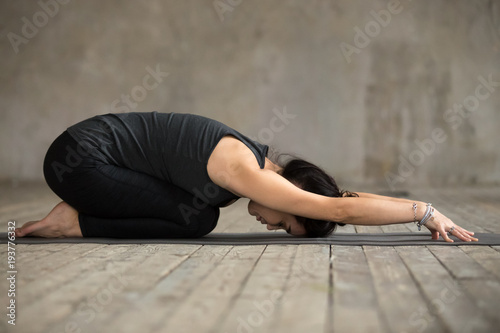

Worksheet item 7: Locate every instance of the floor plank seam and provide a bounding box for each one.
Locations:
[209,245,268,333]
[149,245,236,333]
[362,245,392,333]
[395,247,450,332]
[149,245,203,290]
[325,245,334,333]
[267,245,299,332]
[426,245,460,281]
[20,244,108,285]
[19,245,161,332]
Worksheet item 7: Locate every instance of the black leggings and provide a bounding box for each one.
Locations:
[43,131,219,238]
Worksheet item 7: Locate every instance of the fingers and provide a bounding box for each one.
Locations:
[444,225,479,242]
[439,227,454,243]
[426,209,478,242]
[455,226,478,242]
[463,229,476,236]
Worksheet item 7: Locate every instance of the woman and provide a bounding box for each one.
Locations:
[15,112,477,242]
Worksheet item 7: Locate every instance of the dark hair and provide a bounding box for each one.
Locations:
[278,157,358,237]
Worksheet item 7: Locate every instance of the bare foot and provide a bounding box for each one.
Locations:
[15,201,83,238]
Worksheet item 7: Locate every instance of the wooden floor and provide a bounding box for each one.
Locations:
[1,182,500,333]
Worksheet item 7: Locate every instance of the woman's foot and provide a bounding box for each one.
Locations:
[15,201,83,238]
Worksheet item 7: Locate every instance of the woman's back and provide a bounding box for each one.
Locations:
[67,112,268,206]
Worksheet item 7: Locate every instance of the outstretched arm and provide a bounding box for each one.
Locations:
[215,162,477,242]
[335,194,476,242]
[351,192,477,242]
[355,192,414,203]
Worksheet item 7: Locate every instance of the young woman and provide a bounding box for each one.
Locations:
[15,112,477,242]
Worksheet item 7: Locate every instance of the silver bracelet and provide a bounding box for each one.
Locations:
[412,202,418,223]
[416,203,434,231]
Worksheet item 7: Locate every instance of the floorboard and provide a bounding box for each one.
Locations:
[330,245,386,333]
[1,183,499,333]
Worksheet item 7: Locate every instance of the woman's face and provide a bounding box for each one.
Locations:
[248,200,307,236]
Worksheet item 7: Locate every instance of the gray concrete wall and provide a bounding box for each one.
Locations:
[1,0,499,190]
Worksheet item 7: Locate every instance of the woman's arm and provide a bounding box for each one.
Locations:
[210,151,477,242]
[219,164,423,225]
[257,171,472,241]
[356,192,414,203]
[353,192,478,242]
[335,196,424,225]
[220,164,404,222]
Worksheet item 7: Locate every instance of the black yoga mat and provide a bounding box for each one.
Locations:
[1,232,499,246]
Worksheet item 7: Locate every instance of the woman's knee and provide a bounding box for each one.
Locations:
[188,206,220,238]
[43,131,93,194]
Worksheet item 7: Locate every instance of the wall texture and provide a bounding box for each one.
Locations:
[1,0,499,190]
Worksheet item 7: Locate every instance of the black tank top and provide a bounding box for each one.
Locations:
[66,112,269,207]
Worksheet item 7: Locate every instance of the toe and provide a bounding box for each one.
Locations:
[14,228,24,237]
[17,220,46,237]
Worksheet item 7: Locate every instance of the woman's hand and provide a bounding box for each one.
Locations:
[424,209,478,242]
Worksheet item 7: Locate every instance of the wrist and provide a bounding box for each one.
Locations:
[413,202,435,231]
[415,201,427,221]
